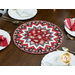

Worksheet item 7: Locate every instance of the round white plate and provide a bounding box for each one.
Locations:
[64,25,75,37]
[0,29,11,50]
[8,9,37,20]
[41,51,75,66]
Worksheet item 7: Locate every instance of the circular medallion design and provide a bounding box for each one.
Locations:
[13,21,63,54]
[61,53,71,64]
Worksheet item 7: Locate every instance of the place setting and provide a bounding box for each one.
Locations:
[2,9,37,25]
[41,47,75,66]
[8,9,37,20]
[64,18,75,40]
[0,9,11,51]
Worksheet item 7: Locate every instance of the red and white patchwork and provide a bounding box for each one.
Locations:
[13,21,63,54]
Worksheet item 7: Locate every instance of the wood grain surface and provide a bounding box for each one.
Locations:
[0,9,75,66]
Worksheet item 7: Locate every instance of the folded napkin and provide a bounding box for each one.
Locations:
[64,18,75,31]
[16,9,34,17]
[0,35,8,47]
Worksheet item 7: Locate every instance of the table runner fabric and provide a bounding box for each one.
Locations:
[13,21,63,54]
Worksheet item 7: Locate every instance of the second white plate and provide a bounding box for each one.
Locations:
[41,51,75,66]
[8,9,37,20]
[0,29,11,50]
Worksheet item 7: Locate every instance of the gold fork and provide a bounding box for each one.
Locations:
[2,16,24,24]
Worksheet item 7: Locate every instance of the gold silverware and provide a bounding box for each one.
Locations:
[2,16,24,24]
[67,34,75,40]
[62,47,75,54]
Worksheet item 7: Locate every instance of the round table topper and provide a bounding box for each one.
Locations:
[13,21,63,54]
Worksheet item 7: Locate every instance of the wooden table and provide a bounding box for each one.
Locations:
[0,9,75,66]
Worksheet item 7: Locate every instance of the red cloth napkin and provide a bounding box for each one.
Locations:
[64,18,75,31]
[0,35,8,47]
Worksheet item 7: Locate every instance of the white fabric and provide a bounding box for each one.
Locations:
[17,9,35,17]
[0,29,11,50]
[41,51,75,66]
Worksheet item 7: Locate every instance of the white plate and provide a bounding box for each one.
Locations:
[64,25,75,37]
[8,9,37,20]
[0,29,11,50]
[41,51,75,66]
